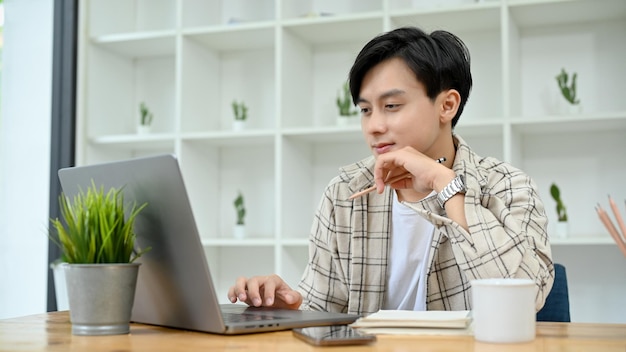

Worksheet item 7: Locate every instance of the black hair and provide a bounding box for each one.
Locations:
[348,27,472,127]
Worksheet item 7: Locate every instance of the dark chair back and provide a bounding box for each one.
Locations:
[536,263,571,322]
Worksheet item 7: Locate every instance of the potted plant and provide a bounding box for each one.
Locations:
[555,68,581,114]
[550,183,568,238]
[336,81,358,126]
[138,102,153,134]
[49,181,149,335]
[233,191,246,239]
[232,100,248,131]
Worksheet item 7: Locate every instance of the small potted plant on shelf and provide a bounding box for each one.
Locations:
[555,68,581,114]
[49,181,149,336]
[233,190,246,239]
[138,102,154,134]
[550,182,568,238]
[336,81,358,126]
[232,100,248,131]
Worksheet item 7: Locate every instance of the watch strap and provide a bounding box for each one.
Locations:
[437,175,466,208]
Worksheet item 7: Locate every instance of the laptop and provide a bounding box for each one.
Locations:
[57,154,359,334]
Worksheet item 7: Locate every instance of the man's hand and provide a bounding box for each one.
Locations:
[227,274,303,310]
[374,146,455,195]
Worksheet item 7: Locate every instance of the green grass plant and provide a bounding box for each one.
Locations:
[50,181,149,264]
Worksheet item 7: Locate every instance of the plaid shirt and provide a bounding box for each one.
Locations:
[297,135,554,315]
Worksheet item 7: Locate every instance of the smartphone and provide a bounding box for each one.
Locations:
[292,325,376,346]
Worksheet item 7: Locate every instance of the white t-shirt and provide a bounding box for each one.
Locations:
[382,191,435,311]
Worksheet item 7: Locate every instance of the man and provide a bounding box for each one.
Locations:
[228,26,554,315]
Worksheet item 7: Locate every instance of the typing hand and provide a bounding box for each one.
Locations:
[228,274,303,310]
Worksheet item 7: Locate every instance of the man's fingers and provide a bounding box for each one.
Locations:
[245,277,262,307]
[234,276,249,302]
[276,289,303,310]
[227,286,237,303]
[228,275,301,309]
[262,279,277,306]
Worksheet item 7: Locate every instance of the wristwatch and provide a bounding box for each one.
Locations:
[437,174,466,208]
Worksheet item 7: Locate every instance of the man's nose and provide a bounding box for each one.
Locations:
[363,110,387,134]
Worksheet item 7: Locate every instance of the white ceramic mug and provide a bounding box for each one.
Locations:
[471,278,536,343]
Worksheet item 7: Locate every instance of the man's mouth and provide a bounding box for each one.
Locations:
[373,143,394,154]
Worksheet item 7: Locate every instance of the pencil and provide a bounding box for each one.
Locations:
[608,195,626,243]
[348,157,446,200]
[596,204,626,258]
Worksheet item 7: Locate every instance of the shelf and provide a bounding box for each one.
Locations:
[183,24,275,51]
[281,126,363,143]
[91,31,177,57]
[390,2,501,33]
[282,14,384,45]
[508,0,626,29]
[90,134,176,150]
[182,131,276,147]
[77,0,626,310]
[513,8,626,117]
[550,236,615,245]
[280,238,309,246]
[180,31,276,132]
[510,112,626,134]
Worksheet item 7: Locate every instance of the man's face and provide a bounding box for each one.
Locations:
[357,57,446,159]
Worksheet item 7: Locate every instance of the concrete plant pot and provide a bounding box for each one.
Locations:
[65,263,140,336]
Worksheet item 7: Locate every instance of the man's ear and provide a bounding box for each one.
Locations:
[439,89,461,123]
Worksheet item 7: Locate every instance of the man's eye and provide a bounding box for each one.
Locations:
[386,104,400,109]
[359,107,370,114]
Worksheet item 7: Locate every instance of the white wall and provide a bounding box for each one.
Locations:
[0,0,53,319]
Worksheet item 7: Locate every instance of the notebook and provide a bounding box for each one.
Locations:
[57,154,359,335]
[350,310,473,336]
[350,310,471,328]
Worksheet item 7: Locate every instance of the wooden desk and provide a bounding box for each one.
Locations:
[1,311,625,351]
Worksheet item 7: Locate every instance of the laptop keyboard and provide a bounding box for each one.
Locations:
[221,312,287,323]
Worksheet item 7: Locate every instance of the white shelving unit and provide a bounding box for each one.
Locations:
[76,0,626,305]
